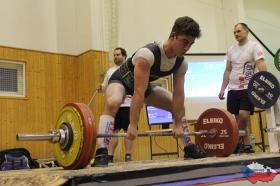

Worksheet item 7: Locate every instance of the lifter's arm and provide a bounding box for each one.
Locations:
[127,58,151,140]
[172,71,186,137]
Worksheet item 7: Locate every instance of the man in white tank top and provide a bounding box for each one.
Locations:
[219,23,267,153]
[98,47,133,162]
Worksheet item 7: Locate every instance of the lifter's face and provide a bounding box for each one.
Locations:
[171,33,195,56]
[234,24,248,43]
[113,49,125,66]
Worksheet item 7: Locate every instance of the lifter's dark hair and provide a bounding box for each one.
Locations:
[171,16,201,38]
[114,47,127,59]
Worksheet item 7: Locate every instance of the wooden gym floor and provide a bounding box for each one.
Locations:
[0,152,280,186]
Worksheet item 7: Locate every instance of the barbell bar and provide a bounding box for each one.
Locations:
[16,131,208,142]
[17,129,246,142]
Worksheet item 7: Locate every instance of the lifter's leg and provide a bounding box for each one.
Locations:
[93,83,125,167]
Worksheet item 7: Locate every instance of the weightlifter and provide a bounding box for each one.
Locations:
[92,16,207,167]
[218,23,267,153]
[98,47,133,163]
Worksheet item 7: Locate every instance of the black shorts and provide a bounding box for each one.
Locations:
[109,63,153,97]
[114,107,130,131]
[227,89,254,115]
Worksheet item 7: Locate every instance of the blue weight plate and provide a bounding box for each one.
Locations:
[248,71,280,109]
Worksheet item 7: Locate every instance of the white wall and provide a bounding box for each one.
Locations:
[244,0,280,79]
[90,0,111,53]
[118,0,227,56]
[0,0,57,52]
[0,0,110,55]
[56,0,93,54]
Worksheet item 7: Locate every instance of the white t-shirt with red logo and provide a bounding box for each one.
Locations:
[227,40,264,90]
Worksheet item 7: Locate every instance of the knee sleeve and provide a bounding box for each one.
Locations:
[180,116,193,146]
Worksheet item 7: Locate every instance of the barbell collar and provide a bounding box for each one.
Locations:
[16,131,61,143]
[239,130,246,136]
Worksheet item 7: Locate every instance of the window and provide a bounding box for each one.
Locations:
[0,60,26,97]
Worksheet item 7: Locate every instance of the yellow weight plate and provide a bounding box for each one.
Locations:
[54,105,84,168]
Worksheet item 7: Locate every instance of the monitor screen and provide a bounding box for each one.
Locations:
[184,54,227,98]
[146,105,173,125]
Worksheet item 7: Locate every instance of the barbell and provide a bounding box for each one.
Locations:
[17,103,249,170]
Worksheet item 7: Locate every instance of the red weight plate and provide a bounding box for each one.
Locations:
[195,108,239,157]
[65,102,96,169]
